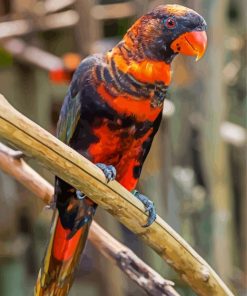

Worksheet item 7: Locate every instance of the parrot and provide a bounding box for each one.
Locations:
[35,4,207,295]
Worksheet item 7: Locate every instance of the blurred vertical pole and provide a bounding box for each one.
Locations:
[0,62,28,296]
[34,69,52,131]
[237,0,247,291]
[75,0,102,56]
[0,174,25,296]
[0,258,26,296]
[239,0,247,292]
[201,0,235,283]
[242,155,247,290]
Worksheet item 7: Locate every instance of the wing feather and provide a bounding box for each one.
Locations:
[56,55,99,144]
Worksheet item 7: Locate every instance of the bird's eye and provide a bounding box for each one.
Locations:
[165,18,176,29]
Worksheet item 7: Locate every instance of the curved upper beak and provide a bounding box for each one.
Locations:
[171,30,207,61]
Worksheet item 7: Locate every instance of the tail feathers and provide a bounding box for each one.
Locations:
[35,211,91,296]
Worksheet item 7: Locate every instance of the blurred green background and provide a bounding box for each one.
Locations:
[0,0,246,295]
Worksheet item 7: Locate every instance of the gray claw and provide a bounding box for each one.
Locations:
[96,163,117,183]
[132,190,156,227]
[143,204,156,227]
[76,190,86,200]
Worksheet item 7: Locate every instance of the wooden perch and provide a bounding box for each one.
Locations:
[0,142,178,296]
[0,94,234,296]
[0,10,79,39]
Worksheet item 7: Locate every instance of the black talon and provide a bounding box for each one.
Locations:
[132,190,156,227]
[96,163,117,183]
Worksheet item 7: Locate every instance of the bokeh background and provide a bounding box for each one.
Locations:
[0,0,246,295]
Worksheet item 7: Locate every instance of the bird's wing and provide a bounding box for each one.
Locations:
[141,111,163,164]
[56,55,98,144]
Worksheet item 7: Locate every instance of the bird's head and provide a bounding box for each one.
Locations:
[124,4,207,63]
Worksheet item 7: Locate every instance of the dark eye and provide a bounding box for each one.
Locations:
[165,18,176,29]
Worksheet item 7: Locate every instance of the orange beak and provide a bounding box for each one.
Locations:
[171,31,207,61]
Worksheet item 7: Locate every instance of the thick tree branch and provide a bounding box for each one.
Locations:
[0,142,178,296]
[0,94,234,296]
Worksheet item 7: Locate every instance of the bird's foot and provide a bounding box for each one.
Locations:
[76,190,86,200]
[96,163,117,183]
[132,190,156,227]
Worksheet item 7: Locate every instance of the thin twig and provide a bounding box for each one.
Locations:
[0,142,179,296]
[0,94,234,296]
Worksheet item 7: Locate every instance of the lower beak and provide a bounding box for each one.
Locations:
[171,31,207,61]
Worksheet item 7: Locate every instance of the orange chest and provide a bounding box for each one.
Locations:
[97,84,161,121]
[100,52,171,121]
[88,119,153,165]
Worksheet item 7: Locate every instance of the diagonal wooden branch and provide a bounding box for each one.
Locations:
[0,142,178,296]
[0,94,234,296]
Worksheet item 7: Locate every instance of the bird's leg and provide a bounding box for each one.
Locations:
[75,163,117,200]
[132,190,157,227]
